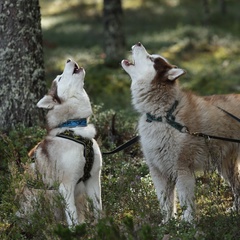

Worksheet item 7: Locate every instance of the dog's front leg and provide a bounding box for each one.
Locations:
[59,183,79,227]
[149,166,176,223]
[175,169,195,222]
[85,173,102,221]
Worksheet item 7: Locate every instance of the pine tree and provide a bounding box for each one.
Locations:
[0,0,46,131]
[103,0,125,67]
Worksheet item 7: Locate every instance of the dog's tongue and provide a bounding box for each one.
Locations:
[73,64,79,73]
[73,64,83,74]
[123,60,133,66]
[73,63,84,74]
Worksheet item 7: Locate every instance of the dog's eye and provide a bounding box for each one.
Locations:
[58,77,62,82]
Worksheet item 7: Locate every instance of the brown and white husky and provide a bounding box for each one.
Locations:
[121,42,240,222]
[26,59,102,226]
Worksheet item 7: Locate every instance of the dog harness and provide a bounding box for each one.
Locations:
[146,100,240,143]
[146,100,185,132]
[27,129,94,189]
[56,130,94,183]
[102,101,240,156]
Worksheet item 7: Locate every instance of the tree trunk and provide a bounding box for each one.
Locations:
[202,0,210,24]
[103,0,125,67]
[219,0,227,15]
[0,0,46,131]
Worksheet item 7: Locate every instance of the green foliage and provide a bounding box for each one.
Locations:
[54,223,87,240]
[0,126,62,240]
[0,126,46,201]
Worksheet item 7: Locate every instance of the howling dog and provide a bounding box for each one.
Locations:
[121,42,240,222]
[28,59,102,226]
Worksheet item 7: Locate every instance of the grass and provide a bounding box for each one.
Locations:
[1,0,240,239]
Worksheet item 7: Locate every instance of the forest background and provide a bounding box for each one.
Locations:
[42,0,240,111]
[0,0,240,239]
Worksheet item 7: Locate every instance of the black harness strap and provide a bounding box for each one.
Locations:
[146,100,186,132]
[146,101,240,143]
[57,130,94,183]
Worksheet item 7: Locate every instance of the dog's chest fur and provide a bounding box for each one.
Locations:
[35,125,99,185]
[134,86,240,175]
[138,115,183,172]
[132,83,183,173]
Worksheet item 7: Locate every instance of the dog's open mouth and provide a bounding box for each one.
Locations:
[122,59,134,66]
[73,63,82,74]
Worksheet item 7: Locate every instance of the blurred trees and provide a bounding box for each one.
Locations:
[202,0,227,22]
[103,0,125,67]
[0,0,46,131]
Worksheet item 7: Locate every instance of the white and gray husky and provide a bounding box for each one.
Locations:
[26,59,102,226]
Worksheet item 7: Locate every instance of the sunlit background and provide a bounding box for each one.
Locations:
[39,0,240,111]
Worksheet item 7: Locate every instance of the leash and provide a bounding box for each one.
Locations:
[184,129,240,143]
[102,135,140,155]
[102,102,240,156]
[192,106,240,143]
[190,106,240,142]
[217,106,240,123]
[102,101,181,155]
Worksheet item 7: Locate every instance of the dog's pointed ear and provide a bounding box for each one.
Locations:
[37,95,56,109]
[167,68,186,81]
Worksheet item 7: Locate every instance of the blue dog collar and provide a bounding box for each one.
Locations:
[58,118,87,128]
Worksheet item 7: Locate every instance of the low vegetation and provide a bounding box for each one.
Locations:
[1,109,240,239]
[1,0,240,239]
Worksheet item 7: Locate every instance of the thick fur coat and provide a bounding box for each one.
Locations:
[121,43,240,222]
[28,60,102,226]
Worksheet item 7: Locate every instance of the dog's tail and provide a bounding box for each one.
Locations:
[28,141,42,158]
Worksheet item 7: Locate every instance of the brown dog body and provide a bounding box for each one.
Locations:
[122,43,240,222]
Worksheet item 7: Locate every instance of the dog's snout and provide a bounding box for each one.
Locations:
[67,59,72,63]
[136,42,142,47]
